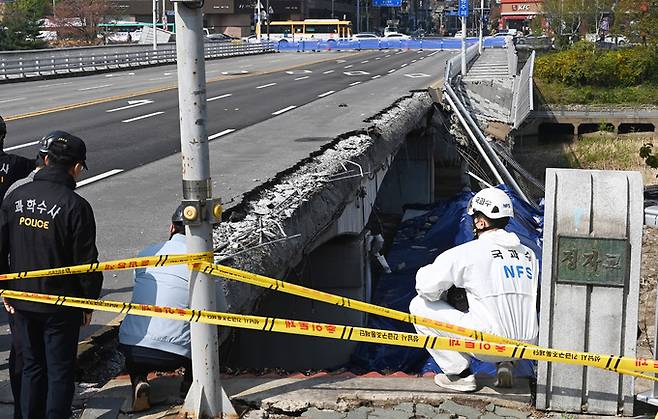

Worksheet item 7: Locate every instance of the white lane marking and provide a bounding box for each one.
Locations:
[40,82,72,87]
[286,70,312,74]
[208,93,233,102]
[0,97,25,104]
[349,81,361,86]
[294,76,310,80]
[344,70,370,76]
[395,51,404,55]
[344,64,353,69]
[400,63,408,68]
[428,51,438,56]
[361,60,369,63]
[420,56,425,60]
[78,84,112,91]
[371,75,382,79]
[256,83,277,89]
[128,72,135,75]
[209,129,236,140]
[385,55,391,57]
[318,90,335,98]
[336,59,346,63]
[105,74,114,77]
[106,99,154,113]
[148,76,171,81]
[375,57,381,60]
[323,70,334,74]
[411,59,417,63]
[122,111,164,123]
[164,72,172,76]
[77,169,124,187]
[388,69,396,73]
[4,141,39,152]
[272,105,296,115]
[405,73,431,78]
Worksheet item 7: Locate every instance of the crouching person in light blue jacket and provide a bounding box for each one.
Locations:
[119,205,217,413]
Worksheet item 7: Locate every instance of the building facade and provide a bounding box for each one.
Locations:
[498,0,542,30]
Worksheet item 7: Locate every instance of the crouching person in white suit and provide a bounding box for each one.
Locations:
[409,187,539,392]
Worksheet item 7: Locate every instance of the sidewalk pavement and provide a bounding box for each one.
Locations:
[79,372,537,419]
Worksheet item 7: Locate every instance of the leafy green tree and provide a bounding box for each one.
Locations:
[615,0,658,45]
[0,0,49,50]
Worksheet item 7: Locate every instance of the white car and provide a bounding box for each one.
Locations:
[384,32,410,40]
[352,33,379,40]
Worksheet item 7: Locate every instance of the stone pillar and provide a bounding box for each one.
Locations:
[536,169,643,416]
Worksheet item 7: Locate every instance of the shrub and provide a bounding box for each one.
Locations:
[535,44,658,87]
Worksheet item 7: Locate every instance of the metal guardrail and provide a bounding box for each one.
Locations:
[506,37,518,76]
[445,43,481,81]
[442,44,532,205]
[0,42,274,82]
[512,50,535,129]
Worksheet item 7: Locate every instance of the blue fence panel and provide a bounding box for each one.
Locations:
[274,36,506,52]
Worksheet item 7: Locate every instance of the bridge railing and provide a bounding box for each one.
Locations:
[512,50,535,129]
[0,41,274,82]
[506,37,518,76]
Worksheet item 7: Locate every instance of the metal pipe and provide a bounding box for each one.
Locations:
[444,90,504,185]
[445,83,531,203]
[478,0,484,54]
[461,16,466,75]
[173,2,236,416]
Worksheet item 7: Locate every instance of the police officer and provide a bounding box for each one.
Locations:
[0,115,35,202]
[0,131,103,419]
[3,132,57,419]
[409,187,539,392]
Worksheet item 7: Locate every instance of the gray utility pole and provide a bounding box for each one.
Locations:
[152,0,158,50]
[172,0,236,417]
[356,0,360,33]
[478,0,483,53]
[461,16,466,75]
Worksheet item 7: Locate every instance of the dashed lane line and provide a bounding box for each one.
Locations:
[272,105,296,116]
[318,90,335,98]
[294,76,310,80]
[371,75,381,79]
[349,81,361,86]
[207,93,232,102]
[77,169,124,187]
[256,82,277,89]
[3,141,39,152]
[121,112,164,123]
[323,70,335,74]
[78,84,113,91]
[208,129,236,140]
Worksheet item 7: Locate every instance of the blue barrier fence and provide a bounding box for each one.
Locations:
[275,37,506,52]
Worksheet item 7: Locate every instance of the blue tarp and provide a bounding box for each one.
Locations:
[275,37,506,52]
[350,185,543,377]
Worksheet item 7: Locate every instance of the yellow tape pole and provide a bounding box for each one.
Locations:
[0,252,213,281]
[194,262,656,380]
[1,288,657,383]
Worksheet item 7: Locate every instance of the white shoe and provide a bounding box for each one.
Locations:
[434,373,477,392]
[494,361,514,388]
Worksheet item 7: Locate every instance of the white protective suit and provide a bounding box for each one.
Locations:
[409,229,539,374]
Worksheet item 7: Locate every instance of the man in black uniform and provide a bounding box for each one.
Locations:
[1,115,38,419]
[0,115,36,201]
[0,131,103,419]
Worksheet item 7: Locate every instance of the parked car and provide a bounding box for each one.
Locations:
[383,32,410,40]
[205,32,238,43]
[515,34,553,50]
[352,32,380,40]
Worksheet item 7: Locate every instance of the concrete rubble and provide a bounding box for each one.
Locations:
[212,92,434,317]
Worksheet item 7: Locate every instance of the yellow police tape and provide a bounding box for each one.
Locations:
[191,262,656,382]
[1,288,657,383]
[0,252,212,281]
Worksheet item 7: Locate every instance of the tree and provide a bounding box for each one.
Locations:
[614,0,658,45]
[0,0,49,50]
[52,0,113,43]
[542,0,615,37]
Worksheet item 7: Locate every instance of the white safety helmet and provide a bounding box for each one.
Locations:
[467,187,514,219]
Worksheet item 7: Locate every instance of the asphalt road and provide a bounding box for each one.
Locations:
[0,49,454,409]
[2,49,444,186]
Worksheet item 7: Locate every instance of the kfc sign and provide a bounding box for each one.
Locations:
[512,4,530,10]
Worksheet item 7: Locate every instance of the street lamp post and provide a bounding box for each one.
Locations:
[152,0,158,51]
